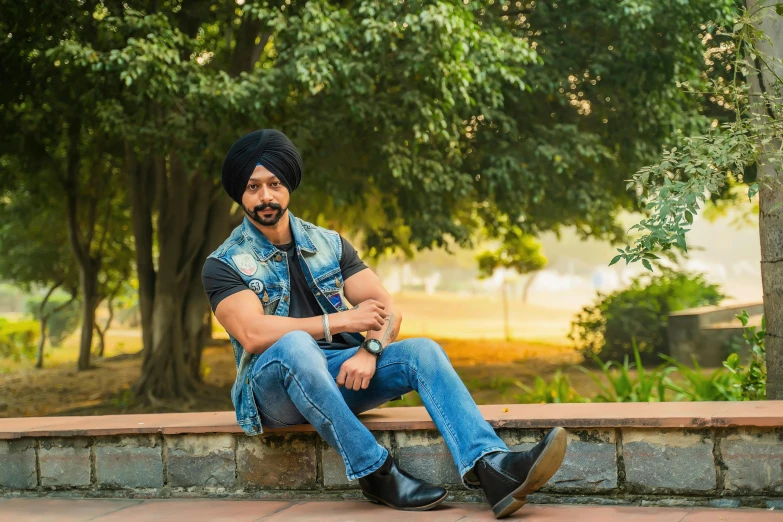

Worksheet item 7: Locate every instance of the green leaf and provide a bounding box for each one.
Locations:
[609,255,622,266]
[676,234,687,252]
[684,211,693,224]
[642,259,652,272]
[776,4,783,16]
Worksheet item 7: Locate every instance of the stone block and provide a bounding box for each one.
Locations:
[39,437,91,488]
[766,499,783,510]
[722,429,783,493]
[95,435,163,489]
[165,434,236,488]
[322,432,391,488]
[0,438,37,489]
[498,428,540,450]
[396,431,461,485]
[237,433,317,489]
[622,429,716,492]
[708,498,741,508]
[500,429,617,491]
[549,430,617,491]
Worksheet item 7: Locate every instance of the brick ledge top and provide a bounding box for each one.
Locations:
[0,402,781,439]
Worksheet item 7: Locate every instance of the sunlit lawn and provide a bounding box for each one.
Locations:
[0,295,723,417]
[0,329,142,374]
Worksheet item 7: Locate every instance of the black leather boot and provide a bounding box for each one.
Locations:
[475,427,567,519]
[358,453,448,511]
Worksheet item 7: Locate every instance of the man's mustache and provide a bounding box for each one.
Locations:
[254,203,283,212]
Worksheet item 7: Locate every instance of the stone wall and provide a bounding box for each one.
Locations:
[668,302,764,367]
[2,426,782,509]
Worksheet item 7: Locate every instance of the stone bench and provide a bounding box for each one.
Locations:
[1,402,782,510]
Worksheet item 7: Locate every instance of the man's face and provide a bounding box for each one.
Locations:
[241,165,290,227]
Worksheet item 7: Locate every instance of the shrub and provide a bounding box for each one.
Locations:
[24,295,81,347]
[514,371,587,404]
[723,311,766,400]
[0,317,39,361]
[569,267,726,362]
[512,312,767,404]
[580,339,675,402]
[659,354,737,401]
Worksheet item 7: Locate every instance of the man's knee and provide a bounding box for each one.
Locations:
[405,338,450,365]
[266,330,326,367]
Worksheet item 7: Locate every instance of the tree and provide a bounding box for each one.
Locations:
[477,226,547,340]
[0,0,135,370]
[0,187,79,368]
[616,2,783,399]
[1,0,736,400]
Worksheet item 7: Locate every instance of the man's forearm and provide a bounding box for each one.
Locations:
[364,296,402,347]
[245,313,349,354]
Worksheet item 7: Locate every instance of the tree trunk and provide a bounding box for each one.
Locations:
[185,193,233,381]
[746,0,783,399]
[77,264,100,370]
[35,283,61,369]
[94,320,105,358]
[125,142,156,364]
[522,271,540,304]
[95,286,119,358]
[502,280,511,341]
[36,318,47,369]
[131,9,266,399]
[136,293,191,398]
[134,153,224,399]
[63,116,102,372]
[100,298,115,357]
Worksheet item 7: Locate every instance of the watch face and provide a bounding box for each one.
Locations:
[364,339,383,354]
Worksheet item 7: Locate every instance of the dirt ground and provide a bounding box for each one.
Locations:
[0,336,598,418]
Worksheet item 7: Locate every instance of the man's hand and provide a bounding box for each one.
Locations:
[336,349,377,391]
[336,299,388,332]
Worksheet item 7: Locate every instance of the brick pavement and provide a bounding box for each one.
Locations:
[0,499,781,522]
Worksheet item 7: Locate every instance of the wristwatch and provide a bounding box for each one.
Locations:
[361,338,384,357]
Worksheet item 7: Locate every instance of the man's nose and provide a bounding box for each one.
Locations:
[260,185,273,201]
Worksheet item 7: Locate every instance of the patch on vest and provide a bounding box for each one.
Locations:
[328,293,344,309]
[248,280,264,294]
[232,254,257,276]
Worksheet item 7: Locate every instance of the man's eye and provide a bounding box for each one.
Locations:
[248,184,257,190]
[271,182,280,187]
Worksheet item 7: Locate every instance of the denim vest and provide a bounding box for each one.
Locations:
[207,211,363,435]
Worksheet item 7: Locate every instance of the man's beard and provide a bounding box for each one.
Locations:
[246,202,288,226]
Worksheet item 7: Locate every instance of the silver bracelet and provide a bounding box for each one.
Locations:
[322,314,332,343]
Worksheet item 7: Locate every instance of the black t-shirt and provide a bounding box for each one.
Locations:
[202,235,367,349]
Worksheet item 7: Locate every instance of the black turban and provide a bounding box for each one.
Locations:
[221,129,303,204]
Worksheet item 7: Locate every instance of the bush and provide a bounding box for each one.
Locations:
[24,295,81,347]
[723,311,766,400]
[659,354,737,401]
[515,312,767,404]
[580,339,675,402]
[569,267,726,362]
[0,317,39,361]
[514,371,587,404]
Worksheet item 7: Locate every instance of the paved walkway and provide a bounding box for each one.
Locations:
[0,499,781,522]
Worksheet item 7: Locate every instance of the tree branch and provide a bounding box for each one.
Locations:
[39,281,62,322]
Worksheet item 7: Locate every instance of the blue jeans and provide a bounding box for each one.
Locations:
[248,331,510,487]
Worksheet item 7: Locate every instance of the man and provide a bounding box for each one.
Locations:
[202,129,567,519]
